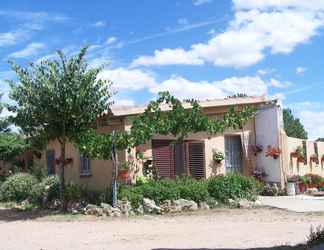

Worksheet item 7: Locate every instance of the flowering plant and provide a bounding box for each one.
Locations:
[265,146,281,159]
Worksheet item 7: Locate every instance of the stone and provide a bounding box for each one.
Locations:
[173,199,198,212]
[143,198,161,214]
[84,204,103,216]
[199,201,210,210]
[238,199,253,209]
[307,188,319,195]
[228,199,239,208]
[117,200,132,216]
[160,200,173,214]
[101,203,113,216]
[135,205,144,215]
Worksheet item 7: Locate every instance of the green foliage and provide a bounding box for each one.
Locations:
[0,93,10,133]
[31,175,60,204]
[208,174,261,203]
[283,109,308,139]
[8,46,113,142]
[119,175,261,208]
[304,174,324,185]
[0,133,29,161]
[307,226,324,248]
[8,46,114,200]
[0,173,38,202]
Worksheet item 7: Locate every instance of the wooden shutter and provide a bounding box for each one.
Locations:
[152,140,174,178]
[188,142,205,179]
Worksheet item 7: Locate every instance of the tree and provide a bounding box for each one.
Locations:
[8,46,113,204]
[0,93,10,132]
[316,138,324,142]
[283,109,308,139]
[0,133,28,161]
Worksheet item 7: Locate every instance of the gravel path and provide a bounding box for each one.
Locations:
[0,208,323,250]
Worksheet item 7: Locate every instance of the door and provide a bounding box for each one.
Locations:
[46,150,55,175]
[174,143,186,176]
[225,136,242,173]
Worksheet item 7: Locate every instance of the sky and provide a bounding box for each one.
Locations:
[0,0,323,139]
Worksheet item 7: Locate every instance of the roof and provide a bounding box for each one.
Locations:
[110,96,275,117]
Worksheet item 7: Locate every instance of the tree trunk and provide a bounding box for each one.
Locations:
[60,140,66,211]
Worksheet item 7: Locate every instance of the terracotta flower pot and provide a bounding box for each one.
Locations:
[118,169,129,179]
[299,183,306,193]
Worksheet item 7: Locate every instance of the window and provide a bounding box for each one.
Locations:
[80,154,91,176]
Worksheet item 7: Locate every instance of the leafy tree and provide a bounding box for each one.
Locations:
[0,133,28,161]
[316,138,324,142]
[8,46,113,203]
[0,93,10,132]
[283,109,308,139]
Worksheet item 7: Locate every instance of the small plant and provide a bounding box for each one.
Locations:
[310,154,319,164]
[119,161,131,171]
[252,168,267,182]
[307,225,324,248]
[265,146,281,159]
[250,144,263,155]
[212,150,224,164]
[0,173,38,202]
[294,146,306,163]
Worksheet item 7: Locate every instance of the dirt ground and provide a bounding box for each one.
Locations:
[0,207,323,250]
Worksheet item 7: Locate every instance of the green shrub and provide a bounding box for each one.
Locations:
[307,225,324,248]
[0,173,38,202]
[64,183,85,202]
[31,175,60,204]
[304,174,324,185]
[175,177,210,202]
[208,174,261,203]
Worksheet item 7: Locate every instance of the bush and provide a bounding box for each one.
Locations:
[175,177,210,203]
[307,225,324,248]
[208,174,261,203]
[31,175,60,204]
[119,175,260,208]
[304,174,324,185]
[0,173,38,202]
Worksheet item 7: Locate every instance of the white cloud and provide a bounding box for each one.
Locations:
[257,68,276,75]
[0,30,27,47]
[286,101,324,139]
[150,75,268,100]
[97,68,158,91]
[112,99,135,107]
[296,66,307,76]
[269,78,291,88]
[132,1,324,68]
[178,18,189,26]
[106,36,117,45]
[233,0,324,11]
[9,42,46,58]
[193,0,213,6]
[131,48,204,67]
[93,21,106,28]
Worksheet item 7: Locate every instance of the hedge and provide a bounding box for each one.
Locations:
[119,174,262,208]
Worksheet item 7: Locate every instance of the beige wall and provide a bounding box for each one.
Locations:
[282,135,324,178]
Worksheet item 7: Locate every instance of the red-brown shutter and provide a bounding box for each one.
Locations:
[152,140,174,178]
[188,142,205,179]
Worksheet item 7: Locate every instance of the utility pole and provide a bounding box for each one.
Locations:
[111,130,118,207]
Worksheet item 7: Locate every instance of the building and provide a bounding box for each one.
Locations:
[33,96,324,191]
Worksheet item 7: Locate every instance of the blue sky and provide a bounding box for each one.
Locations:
[0,0,324,138]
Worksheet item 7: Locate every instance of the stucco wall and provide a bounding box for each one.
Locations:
[255,105,282,184]
[38,119,126,191]
[284,136,324,177]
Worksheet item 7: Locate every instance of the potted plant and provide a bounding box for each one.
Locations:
[250,144,263,156]
[212,151,224,164]
[287,175,299,196]
[265,146,281,159]
[310,154,319,164]
[294,146,306,163]
[118,161,131,180]
[299,175,311,193]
